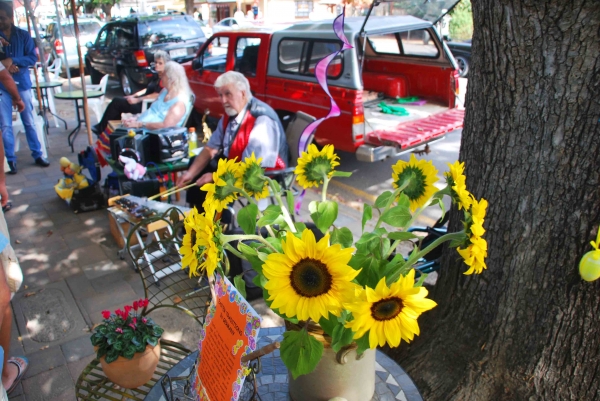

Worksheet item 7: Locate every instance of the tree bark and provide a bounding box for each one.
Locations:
[388,1,600,400]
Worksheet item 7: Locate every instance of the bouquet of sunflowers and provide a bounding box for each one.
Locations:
[180,145,488,378]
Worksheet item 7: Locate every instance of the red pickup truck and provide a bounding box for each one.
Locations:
[185,15,464,162]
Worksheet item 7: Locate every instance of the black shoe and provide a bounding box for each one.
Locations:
[34,157,50,167]
[91,124,102,135]
[7,161,16,174]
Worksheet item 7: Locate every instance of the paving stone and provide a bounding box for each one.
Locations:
[73,244,114,268]
[23,345,67,379]
[12,280,88,353]
[66,353,95,382]
[48,211,81,226]
[61,334,94,362]
[63,234,96,250]
[81,284,138,316]
[65,273,96,300]
[81,259,129,280]
[20,270,51,292]
[21,365,76,401]
[89,269,131,292]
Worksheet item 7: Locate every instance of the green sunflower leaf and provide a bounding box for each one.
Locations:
[397,193,410,209]
[318,313,338,337]
[295,222,307,232]
[331,325,355,353]
[285,190,295,214]
[257,205,284,227]
[330,227,353,248]
[381,205,412,228]
[280,330,324,379]
[233,274,247,299]
[331,171,352,177]
[238,204,259,235]
[310,201,338,234]
[414,272,428,287]
[355,333,371,356]
[361,204,372,233]
[387,232,418,241]
[265,237,284,253]
[374,191,393,209]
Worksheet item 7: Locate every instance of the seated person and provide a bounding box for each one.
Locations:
[122,61,192,130]
[177,71,289,210]
[92,50,171,135]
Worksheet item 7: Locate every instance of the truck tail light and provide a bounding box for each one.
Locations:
[54,39,63,55]
[134,50,148,67]
[352,103,364,143]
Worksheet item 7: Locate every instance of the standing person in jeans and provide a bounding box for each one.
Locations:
[0,1,49,175]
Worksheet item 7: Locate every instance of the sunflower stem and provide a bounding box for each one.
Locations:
[223,243,244,260]
[221,234,279,253]
[403,197,434,230]
[321,176,330,202]
[265,177,297,233]
[238,187,277,238]
[385,231,465,285]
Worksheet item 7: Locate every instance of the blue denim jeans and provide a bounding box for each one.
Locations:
[0,88,43,163]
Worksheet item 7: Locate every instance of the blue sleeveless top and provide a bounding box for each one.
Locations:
[138,90,191,127]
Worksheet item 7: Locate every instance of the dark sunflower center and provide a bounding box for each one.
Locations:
[290,258,332,298]
[396,167,426,201]
[371,297,403,321]
[304,157,333,182]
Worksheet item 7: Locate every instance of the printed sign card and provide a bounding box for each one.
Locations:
[192,274,261,401]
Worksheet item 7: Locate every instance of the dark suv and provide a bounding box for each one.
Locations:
[85,14,206,94]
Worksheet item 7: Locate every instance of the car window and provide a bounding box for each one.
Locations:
[368,29,439,58]
[202,36,229,72]
[278,39,343,79]
[368,34,400,54]
[96,26,112,48]
[234,38,261,76]
[113,25,136,48]
[139,18,205,46]
[62,21,102,38]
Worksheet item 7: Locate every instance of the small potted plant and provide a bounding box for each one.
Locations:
[90,299,164,388]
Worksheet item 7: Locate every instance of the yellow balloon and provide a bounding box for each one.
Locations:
[579,250,600,282]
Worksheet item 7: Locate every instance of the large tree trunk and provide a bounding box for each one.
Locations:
[388,1,600,400]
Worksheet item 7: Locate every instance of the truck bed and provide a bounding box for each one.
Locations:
[363,96,449,134]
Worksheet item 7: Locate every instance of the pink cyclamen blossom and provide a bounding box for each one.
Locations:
[129,323,136,330]
[115,328,123,333]
[101,310,111,319]
[124,305,132,315]
[142,317,148,324]
[115,309,124,319]
[133,301,139,311]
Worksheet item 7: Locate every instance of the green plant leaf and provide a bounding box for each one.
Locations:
[131,337,141,347]
[309,201,338,233]
[415,272,428,287]
[374,191,393,209]
[381,205,412,228]
[265,237,284,253]
[234,274,247,299]
[97,345,107,358]
[105,350,119,364]
[318,313,337,337]
[355,333,371,356]
[280,330,324,379]
[238,204,259,235]
[362,204,372,232]
[147,337,158,347]
[330,227,353,248]
[113,341,123,351]
[331,324,355,353]
[295,222,307,232]
[331,171,352,177]
[388,232,418,241]
[123,347,136,360]
[257,205,283,227]
[285,190,295,214]
[397,193,410,209]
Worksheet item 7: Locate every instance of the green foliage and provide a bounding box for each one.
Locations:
[237,204,258,234]
[280,329,324,379]
[309,200,338,234]
[330,227,354,248]
[449,0,473,41]
[91,300,163,364]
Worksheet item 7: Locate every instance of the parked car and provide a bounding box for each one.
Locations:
[188,15,464,162]
[211,18,254,34]
[197,20,213,37]
[446,39,471,78]
[85,14,207,95]
[42,18,103,72]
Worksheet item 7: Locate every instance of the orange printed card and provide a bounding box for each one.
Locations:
[192,274,261,401]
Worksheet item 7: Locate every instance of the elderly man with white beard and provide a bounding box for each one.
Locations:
[178,71,289,211]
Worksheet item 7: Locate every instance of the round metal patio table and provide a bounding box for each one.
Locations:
[55,90,104,152]
[37,80,68,136]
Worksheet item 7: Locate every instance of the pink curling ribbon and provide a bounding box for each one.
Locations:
[295,9,353,213]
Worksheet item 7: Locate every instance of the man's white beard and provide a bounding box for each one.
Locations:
[224,107,238,116]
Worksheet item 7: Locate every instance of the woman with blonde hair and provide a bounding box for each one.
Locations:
[123,61,192,129]
[92,50,171,134]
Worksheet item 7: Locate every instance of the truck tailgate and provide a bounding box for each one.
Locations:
[365,108,465,149]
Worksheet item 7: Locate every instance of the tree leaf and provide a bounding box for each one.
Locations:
[374,191,393,209]
[387,232,418,241]
[381,205,412,228]
[280,330,324,379]
[310,201,338,234]
[234,274,247,299]
[237,204,259,235]
[362,204,372,232]
[330,227,353,248]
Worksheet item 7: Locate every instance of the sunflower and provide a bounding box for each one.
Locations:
[201,158,241,212]
[391,154,438,212]
[469,197,488,238]
[345,270,437,348]
[457,235,488,275]
[237,153,269,200]
[262,229,359,322]
[191,201,222,277]
[294,144,340,189]
[180,207,201,273]
[445,161,472,211]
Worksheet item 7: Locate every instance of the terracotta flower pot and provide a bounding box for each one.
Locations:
[99,343,161,389]
[286,321,376,401]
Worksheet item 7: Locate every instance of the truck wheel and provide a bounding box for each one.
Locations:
[119,70,139,95]
[88,61,102,84]
[455,56,469,78]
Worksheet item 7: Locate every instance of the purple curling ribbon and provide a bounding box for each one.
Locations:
[295,9,353,213]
